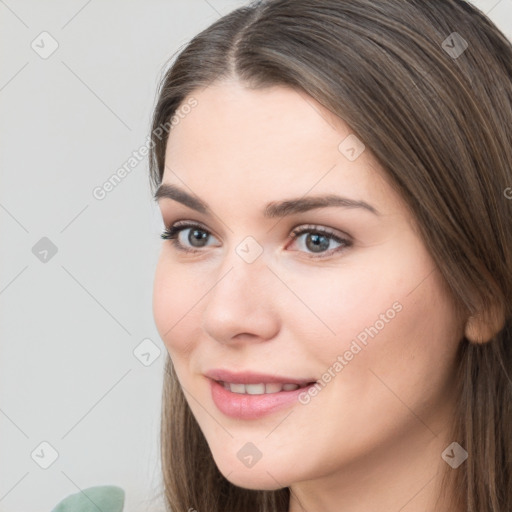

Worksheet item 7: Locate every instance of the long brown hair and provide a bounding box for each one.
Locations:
[148,1,512,510]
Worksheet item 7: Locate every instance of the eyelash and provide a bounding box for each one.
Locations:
[160,221,352,259]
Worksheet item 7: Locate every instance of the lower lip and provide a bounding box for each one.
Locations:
[209,379,315,420]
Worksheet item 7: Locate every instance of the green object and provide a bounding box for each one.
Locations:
[50,485,125,512]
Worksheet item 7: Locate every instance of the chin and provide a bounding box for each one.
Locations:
[224,471,289,491]
[213,456,292,490]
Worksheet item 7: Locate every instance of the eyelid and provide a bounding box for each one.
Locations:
[169,219,218,237]
[161,220,352,258]
[289,223,350,241]
[161,220,221,249]
[162,219,349,241]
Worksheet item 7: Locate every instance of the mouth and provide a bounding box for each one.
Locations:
[206,370,318,419]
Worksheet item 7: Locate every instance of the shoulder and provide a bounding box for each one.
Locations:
[50,485,125,512]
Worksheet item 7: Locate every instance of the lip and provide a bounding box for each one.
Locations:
[204,369,315,386]
[205,369,317,420]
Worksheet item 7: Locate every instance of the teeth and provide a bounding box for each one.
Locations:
[265,383,283,394]
[229,383,246,394]
[245,383,265,395]
[221,382,305,394]
[282,383,300,391]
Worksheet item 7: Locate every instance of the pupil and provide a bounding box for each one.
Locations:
[306,233,329,252]
[189,229,208,247]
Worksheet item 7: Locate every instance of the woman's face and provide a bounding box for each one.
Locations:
[153,80,465,492]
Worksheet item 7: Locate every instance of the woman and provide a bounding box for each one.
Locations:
[52,0,512,510]
[150,0,512,510]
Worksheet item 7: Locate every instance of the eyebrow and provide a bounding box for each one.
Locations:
[154,183,379,217]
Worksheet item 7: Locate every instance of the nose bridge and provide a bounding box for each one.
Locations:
[208,239,269,311]
[215,232,269,291]
[201,239,279,342]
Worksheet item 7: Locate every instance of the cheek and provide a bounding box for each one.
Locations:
[152,256,202,356]
[287,244,461,390]
[277,257,400,359]
[323,266,462,413]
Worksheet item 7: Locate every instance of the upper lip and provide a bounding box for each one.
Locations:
[205,369,316,386]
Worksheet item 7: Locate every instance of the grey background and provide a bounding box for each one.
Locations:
[0,1,511,511]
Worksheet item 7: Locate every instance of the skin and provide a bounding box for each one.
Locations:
[153,79,467,512]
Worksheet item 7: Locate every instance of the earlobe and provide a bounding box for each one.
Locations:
[464,301,506,344]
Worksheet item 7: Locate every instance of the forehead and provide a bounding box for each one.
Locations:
[162,80,403,218]
[166,80,351,161]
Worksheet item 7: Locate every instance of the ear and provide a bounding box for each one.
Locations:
[465,300,506,344]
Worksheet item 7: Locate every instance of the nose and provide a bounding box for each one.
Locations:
[201,251,280,346]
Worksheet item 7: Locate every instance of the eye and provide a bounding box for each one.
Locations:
[287,224,351,258]
[161,221,352,258]
[161,221,219,253]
